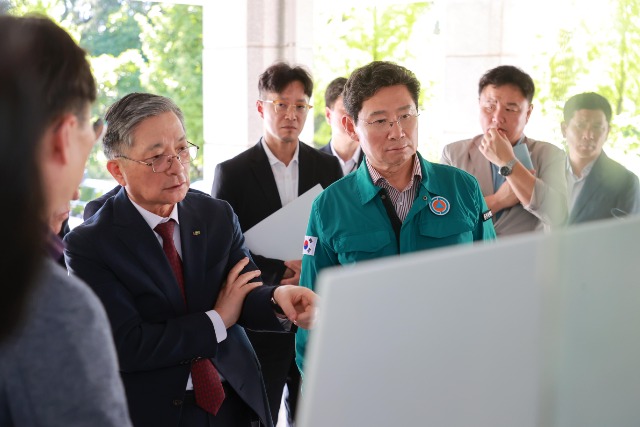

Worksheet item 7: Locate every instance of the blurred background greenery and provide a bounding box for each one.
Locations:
[4,0,640,183]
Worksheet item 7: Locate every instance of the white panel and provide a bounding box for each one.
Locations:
[299,216,640,427]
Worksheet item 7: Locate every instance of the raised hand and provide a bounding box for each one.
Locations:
[214,257,262,328]
[273,285,318,329]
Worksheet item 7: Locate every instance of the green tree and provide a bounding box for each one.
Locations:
[5,0,203,180]
[535,0,640,163]
[138,3,203,180]
[313,3,433,147]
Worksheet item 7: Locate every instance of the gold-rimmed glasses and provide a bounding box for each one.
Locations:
[260,99,313,115]
[115,141,199,173]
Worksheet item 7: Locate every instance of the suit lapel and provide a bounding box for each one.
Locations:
[250,140,282,212]
[112,190,186,314]
[298,141,315,195]
[178,196,214,312]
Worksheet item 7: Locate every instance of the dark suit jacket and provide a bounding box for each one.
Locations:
[65,188,283,427]
[569,151,640,224]
[211,139,342,285]
[319,140,365,176]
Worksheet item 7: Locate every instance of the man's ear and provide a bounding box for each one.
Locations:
[342,115,359,142]
[561,121,568,138]
[107,159,127,187]
[525,103,534,123]
[256,100,264,119]
[48,113,77,166]
[325,106,332,125]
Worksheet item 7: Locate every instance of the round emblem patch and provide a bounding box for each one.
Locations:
[429,196,450,216]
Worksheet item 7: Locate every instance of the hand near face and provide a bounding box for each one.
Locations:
[479,128,516,166]
[281,259,302,285]
[214,257,262,329]
[273,285,318,330]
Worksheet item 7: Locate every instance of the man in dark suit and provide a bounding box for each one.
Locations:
[65,92,318,427]
[319,76,364,176]
[211,62,342,425]
[562,92,640,224]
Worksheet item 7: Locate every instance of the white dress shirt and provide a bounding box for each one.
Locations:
[262,139,300,206]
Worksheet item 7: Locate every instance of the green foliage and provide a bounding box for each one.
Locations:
[138,4,203,180]
[312,3,433,147]
[7,0,204,181]
[535,0,640,168]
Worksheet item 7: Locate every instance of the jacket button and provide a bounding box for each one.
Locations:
[172,399,183,406]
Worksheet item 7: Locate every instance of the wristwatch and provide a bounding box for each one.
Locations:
[270,287,285,316]
[498,158,517,177]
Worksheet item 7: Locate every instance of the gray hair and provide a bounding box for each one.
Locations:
[103,92,186,159]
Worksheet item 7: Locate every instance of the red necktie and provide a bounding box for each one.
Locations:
[154,220,225,415]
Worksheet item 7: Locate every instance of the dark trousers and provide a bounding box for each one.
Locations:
[178,383,261,427]
[246,330,299,424]
[283,358,301,424]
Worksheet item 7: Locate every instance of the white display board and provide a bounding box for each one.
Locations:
[298,216,640,427]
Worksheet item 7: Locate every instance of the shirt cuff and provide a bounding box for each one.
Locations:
[206,310,227,343]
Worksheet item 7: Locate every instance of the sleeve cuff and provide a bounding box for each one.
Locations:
[206,310,227,343]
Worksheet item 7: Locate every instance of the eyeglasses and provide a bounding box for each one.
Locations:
[570,121,608,135]
[359,112,420,132]
[116,141,199,173]
[260,99,313,114]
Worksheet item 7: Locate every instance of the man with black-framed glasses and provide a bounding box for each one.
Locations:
[211,61,342,426]
[65,92,319,427]
[295,61,497,375]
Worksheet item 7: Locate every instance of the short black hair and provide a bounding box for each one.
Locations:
[563,92,612,123]
[258,62,313,99]
[324,77,347,109]
[343,61,420,124]
[478,65,535,103]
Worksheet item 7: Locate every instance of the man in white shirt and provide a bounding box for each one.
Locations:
[319,77,364,176]
[211,62,342,426]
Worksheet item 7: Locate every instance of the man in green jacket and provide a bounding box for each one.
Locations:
[295,61,497,374]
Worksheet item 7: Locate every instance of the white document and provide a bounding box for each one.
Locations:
[243,184,323,261]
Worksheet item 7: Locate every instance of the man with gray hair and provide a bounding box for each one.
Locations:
[65,92,319,427]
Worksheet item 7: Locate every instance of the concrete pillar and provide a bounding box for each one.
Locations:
[441,0,554,146]
[202,0,314,191]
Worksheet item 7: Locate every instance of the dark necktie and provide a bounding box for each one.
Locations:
[154,220,225,415]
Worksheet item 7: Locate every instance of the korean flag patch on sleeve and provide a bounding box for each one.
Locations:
[302,236,317,256]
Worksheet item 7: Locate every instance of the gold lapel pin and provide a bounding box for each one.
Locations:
[193,230,201,236]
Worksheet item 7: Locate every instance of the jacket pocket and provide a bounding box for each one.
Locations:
[419,216,473,242]
[335,230,394,264]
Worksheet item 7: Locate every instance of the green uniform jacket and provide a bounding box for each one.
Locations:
[296,153,497,373]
